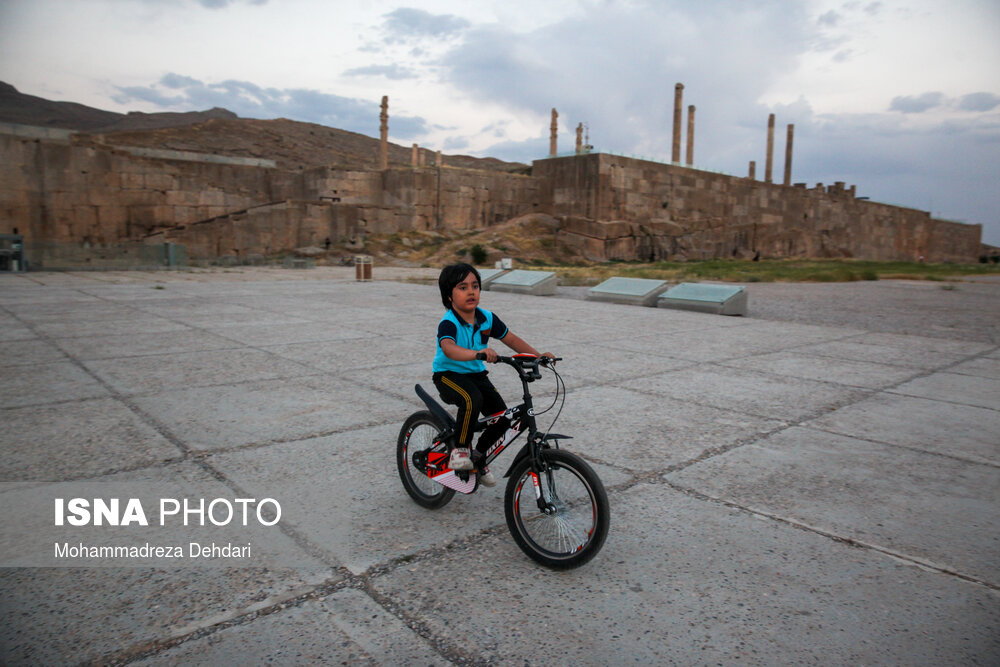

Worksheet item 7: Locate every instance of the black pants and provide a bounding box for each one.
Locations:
[433,371,508,454]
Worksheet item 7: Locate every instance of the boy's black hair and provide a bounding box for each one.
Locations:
[438,263,481,309]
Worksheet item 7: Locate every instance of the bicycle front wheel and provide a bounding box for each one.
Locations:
[397,410,455,509]
[504,449,609,569]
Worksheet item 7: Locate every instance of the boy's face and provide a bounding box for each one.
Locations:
[450,272,480,318]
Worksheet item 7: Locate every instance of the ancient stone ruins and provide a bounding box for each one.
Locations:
[0,84,983,268]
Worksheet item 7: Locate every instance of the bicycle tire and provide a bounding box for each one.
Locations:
[504,448,609,569]
[397,410,455,509]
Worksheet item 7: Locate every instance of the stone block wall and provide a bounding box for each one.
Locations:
[0,132,303,264]
[0,127,982,266]
[535,154,981,262]
[306,166,539,232]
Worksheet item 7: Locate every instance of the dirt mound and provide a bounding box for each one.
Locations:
[0,82,527,173]
[0,83,525,173]
[0,81,122,130]
[355,213,584,267]
[0,81,238,132]
[93,117,526,172]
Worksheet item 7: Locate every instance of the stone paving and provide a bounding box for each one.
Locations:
[1,268,998,665]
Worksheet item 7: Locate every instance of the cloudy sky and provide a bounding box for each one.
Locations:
[2,0,998,245]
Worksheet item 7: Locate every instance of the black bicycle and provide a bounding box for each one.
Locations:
[396,354,609,569]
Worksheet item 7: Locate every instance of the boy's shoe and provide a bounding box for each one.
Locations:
[478,467,496,487]
[449,447,473,471]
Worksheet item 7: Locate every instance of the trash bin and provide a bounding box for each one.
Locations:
[355,255,373,282]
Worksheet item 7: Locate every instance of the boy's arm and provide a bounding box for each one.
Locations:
[500,331,555,359]
[440,338,498,363]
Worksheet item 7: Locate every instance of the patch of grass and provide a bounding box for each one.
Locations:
[530,258,1000,284]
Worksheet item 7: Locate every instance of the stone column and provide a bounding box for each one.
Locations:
[549,108,559,157]
[436,150,443,168]
[686,105,695,166]
[672,83,684,163]
[764,113,775,183]
[749,161,756,180]
[575,123,583,154]
[411,143,418,167]
[783,124,794,186]
[379,96,389,170]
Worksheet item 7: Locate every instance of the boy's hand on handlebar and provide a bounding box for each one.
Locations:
[481,348,499,363]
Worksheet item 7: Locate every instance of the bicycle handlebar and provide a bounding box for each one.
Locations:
[475,353,561,367]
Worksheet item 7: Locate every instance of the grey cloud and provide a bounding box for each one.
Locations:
[741,106,1000,241]
[113,74,428,138]
[958,92,1000,112]
[342,64,418,80]
[479,135,549,164]
[433,2,998,242]
[889,92,945,113]
[864,2,883,15]
[439,2,814,164]
[197,0,267,7]
[442,136,470,151]
[382,7,470,41]
[818,10,840,26]
[160,73,201,89]
[113,86,185,107]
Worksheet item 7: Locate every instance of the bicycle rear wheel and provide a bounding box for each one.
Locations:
[397,410,455,509]
[504,449,609,569]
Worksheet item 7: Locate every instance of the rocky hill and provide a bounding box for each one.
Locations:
[0,81,526,173]
[0,81,237,132]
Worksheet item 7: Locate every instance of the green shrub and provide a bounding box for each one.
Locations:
[470,244,488,264]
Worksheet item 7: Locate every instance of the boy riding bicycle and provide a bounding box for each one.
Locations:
[433,263,555,487]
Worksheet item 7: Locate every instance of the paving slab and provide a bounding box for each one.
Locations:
[28,316,192,339]
[371,483,1000,665]
[54,329,239,361]
[557,384,786,471]
[0,319,35,342]
[629,365,866,422]
[132,376,414,451]
[807,393,1000,466]
[2,338,68,365]
[0,461,331,665]
[608,321,857,361]
[82,348,313,395]
[0,566,332,665]
[666,426,1000,585]
[796,333,993,369]
[888,371,1000,410]
[265,335,428,371]
[0,397,182,482]
[135,588,449,666]
[948,355,1000,379]
[719,350,922,389]
[206,321,370,347]
[0,360,110,408]
[5,301,146,323]
[552,341,693,387]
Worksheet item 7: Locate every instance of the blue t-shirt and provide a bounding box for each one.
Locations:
[433,307,509,374]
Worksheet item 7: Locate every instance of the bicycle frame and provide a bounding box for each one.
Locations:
[414,355,569,499]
